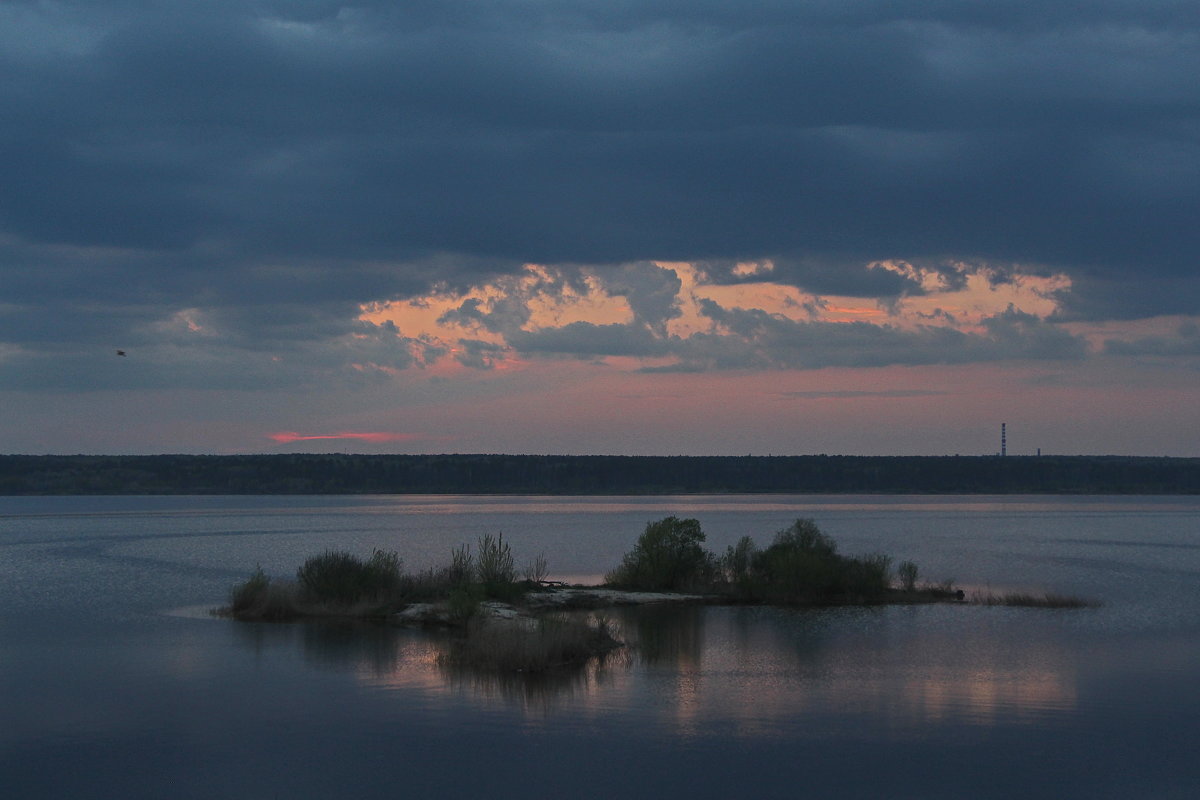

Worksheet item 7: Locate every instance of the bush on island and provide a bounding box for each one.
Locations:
[611,516,894,604]
[743,519,892,603]
[297,548,404,606]
[605,516,718,591]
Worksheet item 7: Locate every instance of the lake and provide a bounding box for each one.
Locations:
[2,494,1199,798]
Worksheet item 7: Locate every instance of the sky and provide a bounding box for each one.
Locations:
[1,0,1198,456]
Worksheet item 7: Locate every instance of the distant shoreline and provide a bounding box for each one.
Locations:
[1,453,1197,495]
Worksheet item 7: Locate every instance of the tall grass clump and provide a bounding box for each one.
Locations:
[476,532,527,601]
[448,543,473,586]
[605,516,717,591]
[296,548,403,607]
[477,533,515,586]
[228,564,270,614]
[897,560,919,592]
[220,566,302,620]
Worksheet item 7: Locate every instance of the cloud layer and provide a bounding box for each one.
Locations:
[1,2,1198,453]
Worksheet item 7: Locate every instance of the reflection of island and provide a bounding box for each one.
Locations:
[226,605,1078,733]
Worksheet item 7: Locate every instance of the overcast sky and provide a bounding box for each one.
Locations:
[2,0,1198,455]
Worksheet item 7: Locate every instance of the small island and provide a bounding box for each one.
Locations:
[217,517,1097,672]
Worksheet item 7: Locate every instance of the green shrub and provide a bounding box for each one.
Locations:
[447,584,484,623]
[296,548,403,606]
[606,516,717,591]
[897,560,919,591]
[772,518,838,557]
[751,519,840,601]
[844,552,892,598]
[749,519,891,603]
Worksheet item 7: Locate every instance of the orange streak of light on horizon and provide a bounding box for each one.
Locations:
[268,431,422,444]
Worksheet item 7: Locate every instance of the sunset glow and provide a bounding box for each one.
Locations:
[268,432,423,444]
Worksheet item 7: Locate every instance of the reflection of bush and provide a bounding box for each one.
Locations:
[438,614,621,672]
[440,644,631,713]
[625,605,705,666]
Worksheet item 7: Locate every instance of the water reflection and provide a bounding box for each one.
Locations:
[620,605,706,666]
[230,617,438,677]
[436,649,632,718]
[224,605,1080,736]
[595,605,1079,735]
[641,606,1081,736]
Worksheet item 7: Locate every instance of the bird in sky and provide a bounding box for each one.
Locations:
[116,350,126,356]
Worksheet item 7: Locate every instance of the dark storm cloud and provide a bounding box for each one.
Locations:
[697,257,924,298]
[2,0,1198,385]
[508,321,668,358]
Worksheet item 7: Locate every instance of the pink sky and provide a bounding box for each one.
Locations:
[5,260,1193,456]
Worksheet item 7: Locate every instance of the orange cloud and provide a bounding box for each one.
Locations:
[268,431,422,444]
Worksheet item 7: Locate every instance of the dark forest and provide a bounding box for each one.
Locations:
[1,454,1196,495]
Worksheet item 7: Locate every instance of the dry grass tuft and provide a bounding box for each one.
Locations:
[970,590,1100,608]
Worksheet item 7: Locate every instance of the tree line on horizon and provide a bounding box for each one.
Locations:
[0,453,1196,495]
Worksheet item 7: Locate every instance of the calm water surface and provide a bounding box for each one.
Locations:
[2,494,1198,798]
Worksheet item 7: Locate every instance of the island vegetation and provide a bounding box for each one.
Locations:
[222,532,535,623]
[218,530,622,671]
[217,516,1097,671]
